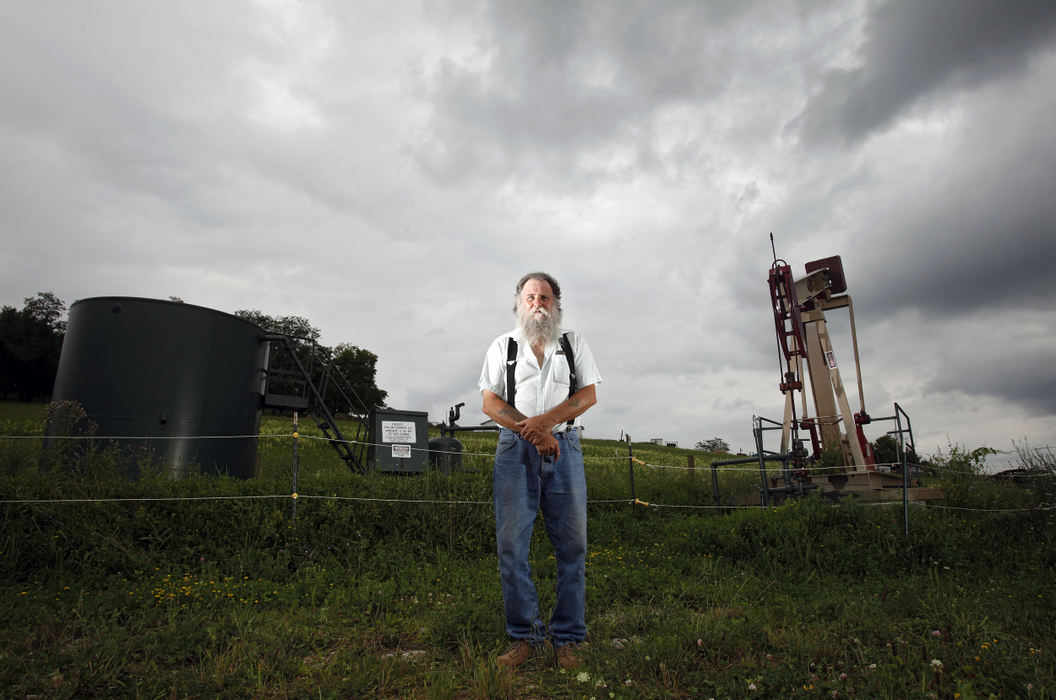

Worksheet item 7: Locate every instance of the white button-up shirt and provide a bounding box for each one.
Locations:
[478,328,602,429]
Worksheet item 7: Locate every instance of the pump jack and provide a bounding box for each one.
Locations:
[752,236,941,505]
[714,238,937,506]
[769,248,876,471]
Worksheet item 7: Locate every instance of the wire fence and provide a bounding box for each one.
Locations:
[12,430,1047,477]
[2,428,1053,516]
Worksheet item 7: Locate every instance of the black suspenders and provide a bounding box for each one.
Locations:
[505,336,519,407]
[505,333,578,429]
[559,333,578,397]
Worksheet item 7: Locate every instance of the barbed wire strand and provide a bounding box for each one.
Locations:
[4,432,982,474]
[3,432,1052,511]
[2,433,287,441]
[0,494,638,508]
[3,490,1051,514]
[918,503,1056,513]
[0,495,288,504]
[7,432,1045,476]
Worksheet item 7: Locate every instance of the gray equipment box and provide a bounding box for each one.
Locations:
[368,409,429,473]
[428,436,463,475]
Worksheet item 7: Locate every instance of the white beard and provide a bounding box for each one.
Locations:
[517,305,562,347]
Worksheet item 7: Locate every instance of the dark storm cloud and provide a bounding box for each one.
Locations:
[852,112,1056,319]
[928,339,1056,414]
[416,0,764,186]
[796,0,1056,143]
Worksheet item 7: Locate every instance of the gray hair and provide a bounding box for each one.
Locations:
[513,271,562,312]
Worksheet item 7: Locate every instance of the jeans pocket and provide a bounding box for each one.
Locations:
[565,431,582,455]
[496,430,518,456]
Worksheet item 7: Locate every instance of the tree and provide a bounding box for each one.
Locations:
[0,292,67,401]
[328,343,387,411]
[872,434,920,465]
[23,291,67,334]
[233,310,320,343]
[694,437,730,453]
[234,310,323,398]
[233,309,387,413]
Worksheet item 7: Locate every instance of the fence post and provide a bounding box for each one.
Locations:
[626,435,636,504]
[711,460,721,507]
[291,411,300,527]
[895,403,909,539]
[753,418,770,507]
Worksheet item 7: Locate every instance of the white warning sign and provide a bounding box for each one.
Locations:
[391,444,411,459]
[381,420,417,443]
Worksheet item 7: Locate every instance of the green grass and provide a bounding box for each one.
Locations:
[1,400,1054,698]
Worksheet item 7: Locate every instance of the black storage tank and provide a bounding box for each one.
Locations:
[51,297,269,478]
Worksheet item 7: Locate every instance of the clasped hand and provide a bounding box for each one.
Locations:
[515,415,560,458]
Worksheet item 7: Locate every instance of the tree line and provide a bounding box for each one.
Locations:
[0,292,66,401]
[0,293,387,411]
[232,309,387,411]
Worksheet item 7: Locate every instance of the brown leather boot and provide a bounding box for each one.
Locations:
[497,640,537,668]
[555,642,582,669]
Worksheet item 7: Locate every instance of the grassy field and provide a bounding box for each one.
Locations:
[1,400,1054,698]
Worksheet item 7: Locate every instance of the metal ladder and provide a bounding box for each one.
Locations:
[262,334,372,473]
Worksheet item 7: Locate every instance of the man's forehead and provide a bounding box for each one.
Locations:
[520,279,553,296]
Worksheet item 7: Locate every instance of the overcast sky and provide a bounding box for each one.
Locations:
[3,0,1055,464]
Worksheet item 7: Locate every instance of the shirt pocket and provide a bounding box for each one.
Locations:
[552,353,572,386]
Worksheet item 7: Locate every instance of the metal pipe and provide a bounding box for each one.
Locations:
[711,455,789,466]
[443,425,501,435]
[754,418,770,507]
[897,408,908,538]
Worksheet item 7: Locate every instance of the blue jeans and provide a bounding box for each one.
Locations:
[493,427,587,648]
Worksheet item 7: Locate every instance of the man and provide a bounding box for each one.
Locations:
[478,271,602,670]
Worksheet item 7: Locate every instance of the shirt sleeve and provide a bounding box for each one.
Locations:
[571,332,602,389]
[478,335,508,398]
